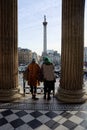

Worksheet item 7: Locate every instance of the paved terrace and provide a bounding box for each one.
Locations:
[0,74,87,130]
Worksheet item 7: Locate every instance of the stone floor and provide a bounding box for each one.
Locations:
[0,94,87,130]
[0,75,87,130]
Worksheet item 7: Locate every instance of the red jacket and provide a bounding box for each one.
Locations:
[27,62,40,86]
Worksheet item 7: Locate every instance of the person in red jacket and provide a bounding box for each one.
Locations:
[27,58,40,100]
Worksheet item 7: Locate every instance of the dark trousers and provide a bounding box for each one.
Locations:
[44,81,54,98]
[30,86,36,96]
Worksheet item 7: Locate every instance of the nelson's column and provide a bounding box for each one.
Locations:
[42,15,48,57]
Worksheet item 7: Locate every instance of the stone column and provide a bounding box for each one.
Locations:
[42,15,48,57]
[56,0,86,103]
[0,0,21,101]
[43,15,47,54]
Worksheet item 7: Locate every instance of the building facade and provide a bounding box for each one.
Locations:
[47,50,61,65]
[18,48,32,65]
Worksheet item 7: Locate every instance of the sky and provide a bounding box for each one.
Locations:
[18,0,87,56]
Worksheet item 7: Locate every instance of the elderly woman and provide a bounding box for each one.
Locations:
[41,57,55,100]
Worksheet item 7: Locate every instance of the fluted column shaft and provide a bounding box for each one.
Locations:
[57,0,86,103]
[0,0,20,101]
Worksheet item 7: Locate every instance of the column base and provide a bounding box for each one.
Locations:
[0,89,23,102]
[56,87,87,103]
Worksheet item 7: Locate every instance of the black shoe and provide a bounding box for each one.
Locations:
[32,95,35,99]
[32,95,39,100]
[33,97,39,100]
[47,96,51,100]
[44,95,46,99]
[32,96,34,99]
